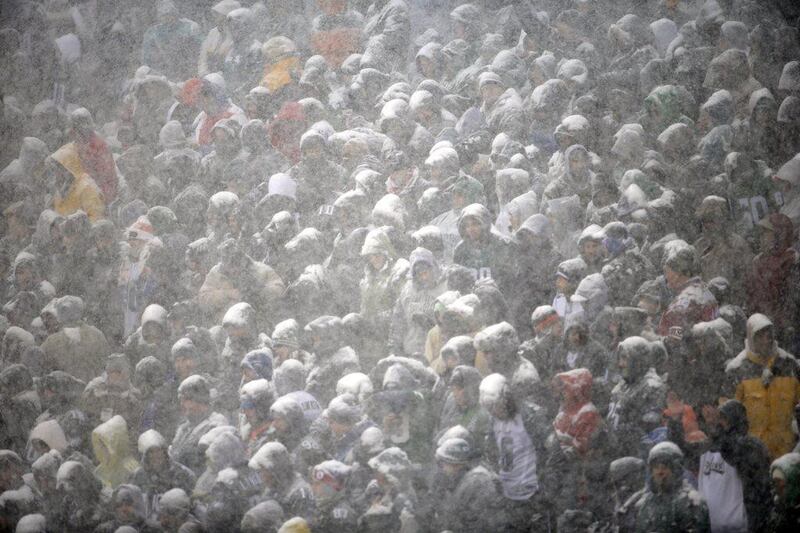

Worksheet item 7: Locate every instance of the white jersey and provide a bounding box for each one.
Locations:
[492,412,539,501]
[698,451,747,533]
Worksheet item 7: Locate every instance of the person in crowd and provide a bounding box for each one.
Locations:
[1,0,800,531]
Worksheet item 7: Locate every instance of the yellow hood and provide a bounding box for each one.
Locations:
[50,142,86,180]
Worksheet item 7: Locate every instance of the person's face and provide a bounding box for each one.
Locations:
[14,265,33,289]
[331,418,355,439]
[258,467,275,488]
[451,385,468,408]
[567,328,583,347]
[752,327,774,356]
[242,406,259,426]
[663,266,685,291]
[418,57,435,78]
[273,345,291,366]
[390,167,413,187]
[759,228,776,253]
[242,367,258,384]
[414,263,433,285]
[142,322,165,344]
[555,275,570,294]
[302,143,324,162]
[367,253,386,271]
[650,462,674,493]
[174,356,196,381]
[581,240,602,261]
[773,473,787,501]
[33,471,55,494]
[115,500,138,523]
[439,463,463,479]
[451,191,467,210]
[453,21,467,39]
[481,84,504,107]
[146,447,168,471]
[463,218,483,241]
[272,415,289,435]
[568,153,589,176]
[180,397,206,418]
[637,297,660,317]
[618,353,630,379]
[107,369,126,389]
[773,177,792,194]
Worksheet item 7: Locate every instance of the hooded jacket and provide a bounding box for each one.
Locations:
[607,337,667,456]
[390,247,446,356]
[634,442,710,533]
[553,368,601,455]
[40,298,111,383]
[50,143,105,222]
[724,314,800,458]
[746,214,799,333]
[91,415,140,489]
[454,203,514,292]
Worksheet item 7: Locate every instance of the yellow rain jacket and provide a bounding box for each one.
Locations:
[724,314,800,458]
[51,143,105,221]
[92,415,140,489]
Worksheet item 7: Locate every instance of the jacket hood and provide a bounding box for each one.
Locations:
[361,227,397,258]
[159,120,187,150]
[382,363,417,391]
[555,367,593,406]
[745,313,775,356]
[529,78,569,114]
[720,21,748,51]
[372,194,407,231]
[495,168,530,206]
[650,18,678,56]
[206,431,247,470]
[457,203,492,240]
[701,90,734,126]
[611,128,645,162]
[19,137,49,172]
[771,453,800,480]
[55,295,84,327]
[491,50,525,88]
[657,122,694,157]
[747,87,777,118]
[776,154,800,187]
[415,42,443,64]
[28,420,67,454]
[0,364,32,396]
[140,303,167,330]
[50,143,85,181]
[507,191,539,224]
[408,247,438,278]
[557,59,588,89]
[617,336,652,382]
[703,49,750,90]
[778,95,800,124]
[137,429,167,457]
[516,213,551,240]
[274,359,305,396]
[91,415,133,466]
[779,61,800,92]
[719,399,748,436]
[222,301,256,330]
[647,441,683,477]
[554,115,590,145]
[112,484,147,522]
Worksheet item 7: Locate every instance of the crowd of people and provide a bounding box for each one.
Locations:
[1,0,800,531]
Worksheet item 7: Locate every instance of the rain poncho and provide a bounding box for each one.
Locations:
[91,415,140,489]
